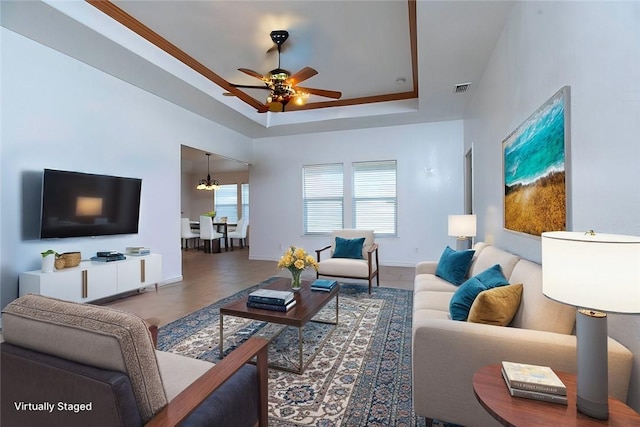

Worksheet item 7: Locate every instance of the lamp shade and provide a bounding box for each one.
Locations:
[448,215,477,238]
[542,231,640,313]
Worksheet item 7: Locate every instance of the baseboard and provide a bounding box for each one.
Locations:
[159,275,183,286]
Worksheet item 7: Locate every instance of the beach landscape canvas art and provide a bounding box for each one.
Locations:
[503,86,570,236]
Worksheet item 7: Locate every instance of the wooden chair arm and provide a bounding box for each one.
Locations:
[367,243,379,254]
[315,245,332,262]
[146,336,270,427]
[146,317,161,349]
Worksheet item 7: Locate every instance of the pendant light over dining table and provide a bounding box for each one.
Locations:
[196,153,220,191]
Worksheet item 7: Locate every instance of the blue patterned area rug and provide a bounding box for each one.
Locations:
[158,278,429,427]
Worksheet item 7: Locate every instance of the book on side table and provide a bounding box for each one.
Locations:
[501,361,568,405]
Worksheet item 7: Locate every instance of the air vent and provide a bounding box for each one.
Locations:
[454,82,471,94]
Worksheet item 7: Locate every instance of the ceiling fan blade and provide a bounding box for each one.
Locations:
[287,67,318,85]
[238,68,266,81]
[295,86,342,99]
[231,84,270,90]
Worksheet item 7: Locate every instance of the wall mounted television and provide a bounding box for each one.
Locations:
[40,169,142,239]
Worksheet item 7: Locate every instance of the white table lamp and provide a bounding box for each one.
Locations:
[448,215,477,250]
[541,231,640,420]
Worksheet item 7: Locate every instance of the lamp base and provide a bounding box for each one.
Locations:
[576,308,609,420]
[455,237,472,251]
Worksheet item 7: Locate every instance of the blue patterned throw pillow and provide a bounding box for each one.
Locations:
[435,246,475,286]
[449,264,510,321]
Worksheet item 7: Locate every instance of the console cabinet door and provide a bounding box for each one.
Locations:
[117,254,162,293]
[19,262,118,303]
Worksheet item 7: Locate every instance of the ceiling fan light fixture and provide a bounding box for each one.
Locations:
[232,30,342,113]
[294,92,310,106]
[196,153,221,191]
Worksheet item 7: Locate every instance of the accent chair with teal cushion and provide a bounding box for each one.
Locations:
[435,246,475,286]
[449,264,510,320]
[316,229,379,293]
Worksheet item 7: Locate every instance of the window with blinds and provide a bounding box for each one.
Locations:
[303,163,344,234]
[241,183,249,220]
[353,160,397,235]
[214,184,239,223]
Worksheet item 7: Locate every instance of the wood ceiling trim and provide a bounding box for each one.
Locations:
[86,0,263,110]
[86,0,418,113]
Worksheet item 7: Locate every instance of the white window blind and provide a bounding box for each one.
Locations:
[353,160,397,235]
[241,183,249,220]
[214,184,238,223]
[303,163,343,234]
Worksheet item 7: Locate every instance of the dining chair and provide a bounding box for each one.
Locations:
[199,215,224,253]
[181,218,200,250]
[228,218,249,250]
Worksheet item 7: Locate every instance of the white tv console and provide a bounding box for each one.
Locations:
[19,254,162,303]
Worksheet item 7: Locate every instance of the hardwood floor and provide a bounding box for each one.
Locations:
[104,248,416,326]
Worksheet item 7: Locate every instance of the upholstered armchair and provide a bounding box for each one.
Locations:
[1,294,268,427]
[316,229,379,293]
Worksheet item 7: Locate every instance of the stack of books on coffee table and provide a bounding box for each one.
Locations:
[310,279,338,292]
[501,361,568,405]
[247,289,296,312]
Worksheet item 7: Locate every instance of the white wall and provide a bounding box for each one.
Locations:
[466,1,640,409]
[181,170,249,221]
[0,28,253,309]
[250,121,465,267]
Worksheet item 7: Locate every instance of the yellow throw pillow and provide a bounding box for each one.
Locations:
[467,284,523,326]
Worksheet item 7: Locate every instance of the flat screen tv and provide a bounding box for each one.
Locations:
[40,169,142,239]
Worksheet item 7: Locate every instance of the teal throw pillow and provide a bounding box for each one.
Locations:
[449,264,510,321]
[449,277,486,321]
[435,246,475,286]
[473,264,510,288]
[332,236,365,259]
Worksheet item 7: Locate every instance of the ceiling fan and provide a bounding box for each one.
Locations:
[228,30,342,113]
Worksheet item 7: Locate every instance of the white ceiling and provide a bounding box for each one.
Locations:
[2,0,515,173]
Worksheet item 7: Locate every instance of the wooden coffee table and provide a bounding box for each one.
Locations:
[219,277,339,374]
[473,365,640,426]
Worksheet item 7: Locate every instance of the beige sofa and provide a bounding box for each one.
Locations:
[412,242,634,427]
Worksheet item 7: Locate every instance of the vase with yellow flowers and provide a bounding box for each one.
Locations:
[277,246,319,291]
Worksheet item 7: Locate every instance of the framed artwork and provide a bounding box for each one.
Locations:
[503,86,570,236]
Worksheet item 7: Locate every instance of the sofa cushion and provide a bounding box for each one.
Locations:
[449,265,510,321]
[467,284,523,326]
[469,245,520,279]
[156,350,214,401]
[2,294,167,423]
[435,246,475,285]
[413,290,454,312]
[317,258,370,277]
[509,259,576,334]
[332,236,365,259]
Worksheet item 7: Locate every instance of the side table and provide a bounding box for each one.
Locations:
[472,365,640,426]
